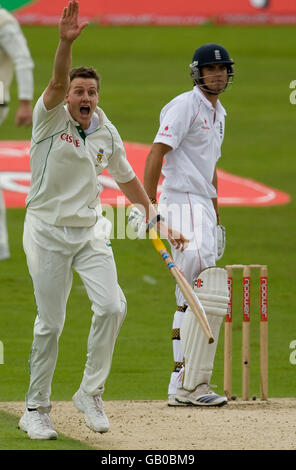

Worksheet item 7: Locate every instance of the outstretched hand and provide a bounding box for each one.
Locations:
[59,0,88,42]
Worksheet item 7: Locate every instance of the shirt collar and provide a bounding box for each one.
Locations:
[193,86,227,116]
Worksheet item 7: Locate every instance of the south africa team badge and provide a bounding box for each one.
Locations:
[97,148,104,163]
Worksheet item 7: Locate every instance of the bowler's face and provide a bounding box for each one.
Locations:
[65,78,99,129]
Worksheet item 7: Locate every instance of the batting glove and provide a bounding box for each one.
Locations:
[127,206,147,239]
[216,224,226,260]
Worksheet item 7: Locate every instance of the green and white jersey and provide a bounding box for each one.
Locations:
[26,93,135,227]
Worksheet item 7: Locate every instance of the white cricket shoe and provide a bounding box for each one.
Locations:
[18,410,58,440]
[176,383,228,407]
[72,388,109,433]
[168,394,188,407]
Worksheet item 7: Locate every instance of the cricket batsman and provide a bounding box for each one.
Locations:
[129,43,234,406]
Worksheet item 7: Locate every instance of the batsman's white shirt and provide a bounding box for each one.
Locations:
[154,86,227,299]
[26,94,135,227]
[154,85,226,199]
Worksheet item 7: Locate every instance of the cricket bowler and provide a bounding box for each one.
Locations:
[18,0,187,440]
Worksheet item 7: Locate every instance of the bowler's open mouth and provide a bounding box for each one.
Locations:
[80,106,90,116]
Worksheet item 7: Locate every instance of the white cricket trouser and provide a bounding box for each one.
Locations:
[23,212,127,410]
[0,188,10,259]
[158,190,217,395]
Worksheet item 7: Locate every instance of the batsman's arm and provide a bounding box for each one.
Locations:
[117,176,188,251]
[143,142,172,202]
[44,0,88,110]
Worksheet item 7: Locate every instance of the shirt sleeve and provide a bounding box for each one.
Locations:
[106,125,135,183]
[32,93,68,143]
[153,98,192,150]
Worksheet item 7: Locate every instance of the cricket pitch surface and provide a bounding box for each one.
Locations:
[1,398,295,450]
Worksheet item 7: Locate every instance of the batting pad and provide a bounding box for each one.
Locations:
[181,267,229,390]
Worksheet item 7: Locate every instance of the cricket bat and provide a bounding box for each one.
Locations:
[149,229,214,344]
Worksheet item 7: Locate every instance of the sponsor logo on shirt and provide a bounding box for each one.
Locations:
[201,118,210,130]
[159,125,172,138]
[61,133,80,147]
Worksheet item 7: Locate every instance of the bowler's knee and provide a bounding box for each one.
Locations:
[93,298,122,319]
[93,289,127,325]
[34,315,64,340]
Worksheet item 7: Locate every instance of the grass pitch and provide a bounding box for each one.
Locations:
[0,24,295,413]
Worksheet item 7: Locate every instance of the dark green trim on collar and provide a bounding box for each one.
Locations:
[76,125,86,143]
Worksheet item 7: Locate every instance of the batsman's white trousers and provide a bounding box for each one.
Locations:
[158,190,217,394]
[158,190,217,301]
[23,212,126,410]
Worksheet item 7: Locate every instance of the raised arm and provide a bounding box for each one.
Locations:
[43,0,88,110]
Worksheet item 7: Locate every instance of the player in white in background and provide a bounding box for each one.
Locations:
[0,6,34,260]
[18,0,187,440]
[142,43,234,406]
